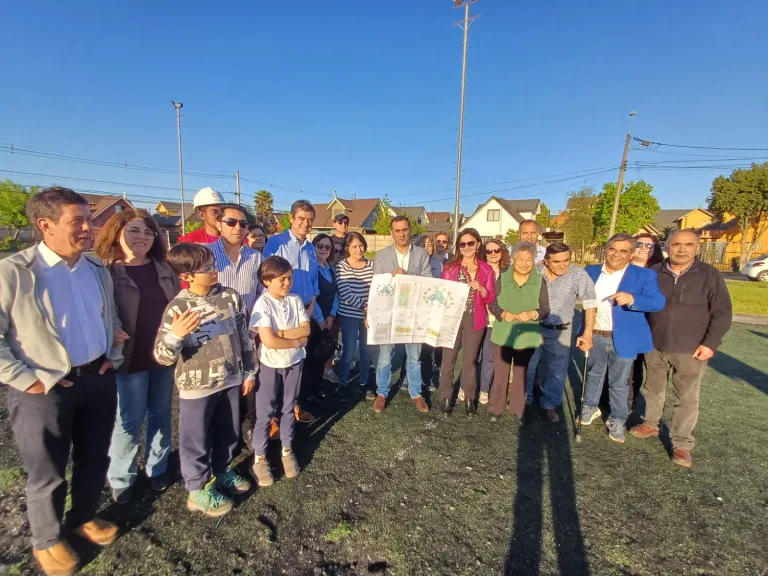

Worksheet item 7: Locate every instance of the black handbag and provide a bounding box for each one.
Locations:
[312,330,338,364]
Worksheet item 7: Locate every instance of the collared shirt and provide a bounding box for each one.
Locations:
[395,243,412,271]
[664,259,695,280]
[538,264,598,325]
[210,238,263,315]
[594,264,628,331]
[250,292,310,369]
[264,229,321,322]
[33,242,107,367]
[534,244,546,265]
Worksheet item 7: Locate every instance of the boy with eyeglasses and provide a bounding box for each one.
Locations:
[154,243,258,517]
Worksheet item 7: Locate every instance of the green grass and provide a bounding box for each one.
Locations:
[726,280,768,316]
[0,467,23,491]
[324,519,355,543]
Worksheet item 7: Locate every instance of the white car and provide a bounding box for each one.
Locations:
[741,254,768,282]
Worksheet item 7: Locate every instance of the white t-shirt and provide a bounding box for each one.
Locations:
[594,265,628,331]
[249,292,310,368]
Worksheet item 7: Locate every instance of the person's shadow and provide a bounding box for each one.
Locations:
[505,331,589,575]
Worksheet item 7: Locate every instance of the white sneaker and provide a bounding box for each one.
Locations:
[323,369,340,384]
[350,360,357,371]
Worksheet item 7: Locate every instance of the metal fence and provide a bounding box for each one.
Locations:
[697,242,764,271]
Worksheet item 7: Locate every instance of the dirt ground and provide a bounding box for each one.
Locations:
[1,324,767,576]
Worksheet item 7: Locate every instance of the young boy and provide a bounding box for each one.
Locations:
[154,243,257,517]
[249,256,311,486]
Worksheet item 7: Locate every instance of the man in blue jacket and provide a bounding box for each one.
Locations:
[579,233,666,443]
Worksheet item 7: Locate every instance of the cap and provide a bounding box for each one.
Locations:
[192,187,225,209]
[334,213,350,223]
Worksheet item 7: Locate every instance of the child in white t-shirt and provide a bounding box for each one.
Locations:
[248,256,310,487]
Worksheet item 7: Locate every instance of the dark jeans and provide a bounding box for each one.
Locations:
[253,362,303,456]
[479,328,494,393]
[338,315,371,388]
[489,345,535,417]
[6,371,117,550]
[440,312,485,401]
[178,385,241,491]
[626,354,645,412]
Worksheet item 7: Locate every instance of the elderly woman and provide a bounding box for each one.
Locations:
[488,242,550,424]
[478,239,510,405]
[94,209,180,504]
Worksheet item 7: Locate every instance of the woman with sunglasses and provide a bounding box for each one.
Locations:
[439,228,496,416]
[94,209,180,504]
[477,239,510,405]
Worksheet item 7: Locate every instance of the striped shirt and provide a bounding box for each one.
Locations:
[336,259,374,319]
[210,238,263,315]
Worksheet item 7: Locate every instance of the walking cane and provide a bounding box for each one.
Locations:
[576,350,589,443]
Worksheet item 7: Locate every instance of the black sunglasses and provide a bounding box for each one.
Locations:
[458,240,477,248]
[486,248,502,254]
[635,242,655,249]
[316,244,332,250]
[222,219,248,229]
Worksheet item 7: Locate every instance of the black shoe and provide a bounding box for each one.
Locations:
[112,484,134,504]
[465,400,476,416]
[442,399,453,417]
[335,386,349,402]
[149,472,171,493]
[306,395,322,405]
[242,428,254,454]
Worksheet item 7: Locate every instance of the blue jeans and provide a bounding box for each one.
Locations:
[338,315,372,388]
[108,367,174,489]
[376,343,423,399]
[525,326,573,409]
[582,334,634,425]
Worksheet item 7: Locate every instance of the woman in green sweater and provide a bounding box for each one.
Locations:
[488,242,550,424]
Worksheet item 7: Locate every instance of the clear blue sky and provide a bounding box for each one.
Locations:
[2,0,767,216]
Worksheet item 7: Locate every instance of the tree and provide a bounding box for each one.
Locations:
[254,190,275,232]
[592,180,659,243]
[373,195,394,235]
[536,203,551,229]
[242,204,257,225]
[708,162,768,267]
[0,180,32,241]
[184,220,204,233]
[278,213,292,232]
[562,186,597,252]
[503,229,518,245]
[406,214,428,236]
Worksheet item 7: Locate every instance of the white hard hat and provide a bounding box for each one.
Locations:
[192,187,225,209]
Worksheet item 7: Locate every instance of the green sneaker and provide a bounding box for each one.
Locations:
[217,467,252,496]
[187,479,233,517]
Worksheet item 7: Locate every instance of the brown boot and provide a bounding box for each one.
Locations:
[629,423,660,439]
[269,417,280,440]
[373,395,386,413]
[413,396,429,413]
[74,518,119,546]
[672,447,692,468]
[33,542,80,576]
[294,406,315,424]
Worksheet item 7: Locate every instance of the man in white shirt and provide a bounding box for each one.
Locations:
[0,187,125,576]
[517,219,546,264]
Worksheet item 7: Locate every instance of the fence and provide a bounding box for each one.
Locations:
[698,242,764,271]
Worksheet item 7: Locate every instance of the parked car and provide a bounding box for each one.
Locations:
[741,254,768,282]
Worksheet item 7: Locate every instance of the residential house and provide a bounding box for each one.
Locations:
[155,201,200,224]
[700,213,768,245]
[638,208,713,238]
[394,206,429,227]
[81,193,136,229]
[426,211,463,235]
[310,193,388,233]
[460,197,541,239]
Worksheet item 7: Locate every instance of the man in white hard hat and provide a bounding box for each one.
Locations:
[177,186,226,244]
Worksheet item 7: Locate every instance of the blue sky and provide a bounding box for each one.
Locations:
[2,0,766,216]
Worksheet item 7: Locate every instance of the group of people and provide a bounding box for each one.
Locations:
[0,185,732,576]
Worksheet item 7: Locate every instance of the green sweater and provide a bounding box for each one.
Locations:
[491,269,544,350]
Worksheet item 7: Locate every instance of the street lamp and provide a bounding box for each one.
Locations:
[171,100,186,234]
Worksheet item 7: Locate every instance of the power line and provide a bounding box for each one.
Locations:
[632,137,768,152]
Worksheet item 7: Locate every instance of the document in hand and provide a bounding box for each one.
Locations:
[366,273,470,347]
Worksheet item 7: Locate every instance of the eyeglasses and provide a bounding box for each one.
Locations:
[635,242,655,249]
[125,228,157,239]
[458,240,477,249]
[222,219,248,229]
[192,264,217,274]
[486,248,502,254]
[436,240,449,245]
[316,244,332,250]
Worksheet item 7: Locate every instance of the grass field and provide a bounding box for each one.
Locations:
[1,324,767,575]
[725,280,768,316]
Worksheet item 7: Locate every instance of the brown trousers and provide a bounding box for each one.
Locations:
[488,345,536,417]
[440,312,486,401]
[642,349,707,451]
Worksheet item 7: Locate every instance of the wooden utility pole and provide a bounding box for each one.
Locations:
[235,170,241,205]
[608,111,637,239]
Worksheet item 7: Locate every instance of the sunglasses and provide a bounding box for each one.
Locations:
[336,220,349,225]
[635,242,655,249]
[486,248,502,254]
[436,240,449,245]
[316,244,332,250]
[125,228,157,239]
[222,219,248,229]
[458,240,477,249]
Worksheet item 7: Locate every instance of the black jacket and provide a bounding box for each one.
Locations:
[648,259,732,354]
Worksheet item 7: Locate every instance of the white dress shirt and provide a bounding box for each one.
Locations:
[33,242,107,367]
[395,244,412,272]
[594,264,628,331]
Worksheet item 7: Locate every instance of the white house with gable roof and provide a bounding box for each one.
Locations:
[460,197,541,239]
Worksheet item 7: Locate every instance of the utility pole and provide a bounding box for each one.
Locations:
[235,170,241,205]
[608,110,637,239]
[452,0,479,245]
[171,101,186,234]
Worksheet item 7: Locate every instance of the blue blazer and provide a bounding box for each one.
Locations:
[584,264,666,359]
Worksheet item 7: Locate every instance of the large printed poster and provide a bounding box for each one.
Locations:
[366,274,470,348]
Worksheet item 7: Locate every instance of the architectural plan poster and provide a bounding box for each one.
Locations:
[366,274,470,348]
